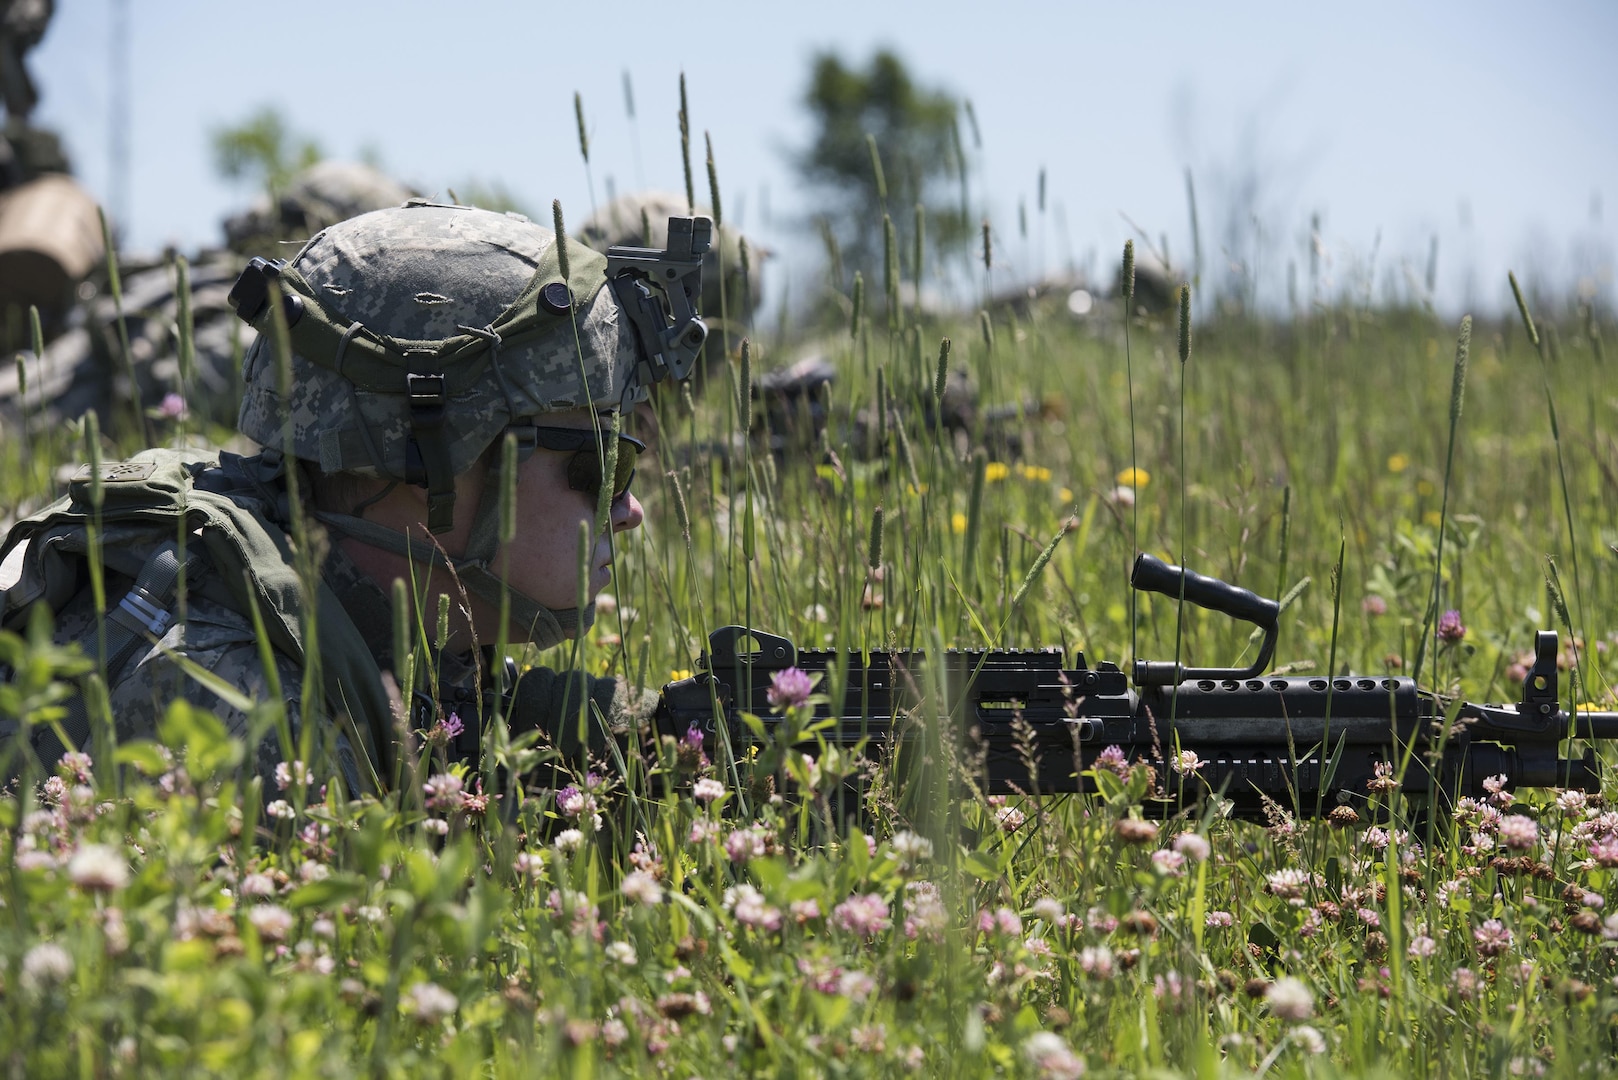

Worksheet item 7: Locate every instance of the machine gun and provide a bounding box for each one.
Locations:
[657,555,1618,820]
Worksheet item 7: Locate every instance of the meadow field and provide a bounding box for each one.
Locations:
[2,228,1616,1078]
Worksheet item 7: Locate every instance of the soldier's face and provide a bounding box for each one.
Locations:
[490,408,644,629]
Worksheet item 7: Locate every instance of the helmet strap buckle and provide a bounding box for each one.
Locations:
[404,369,457,534]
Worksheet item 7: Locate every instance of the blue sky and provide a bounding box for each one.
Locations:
[32,0,1618,314]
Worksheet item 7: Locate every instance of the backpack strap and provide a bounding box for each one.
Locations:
[37,538,200,762]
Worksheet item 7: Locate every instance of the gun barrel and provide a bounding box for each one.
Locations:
[1570,710,1618,740]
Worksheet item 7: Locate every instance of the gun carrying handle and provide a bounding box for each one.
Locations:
[1131,554,1280,629]
[1130,554,1281,685]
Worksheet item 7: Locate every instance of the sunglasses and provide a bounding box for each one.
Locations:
[518,425,646,502]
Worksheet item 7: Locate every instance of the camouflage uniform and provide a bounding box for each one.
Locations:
[31,521,651,794]
[3,202,711,792]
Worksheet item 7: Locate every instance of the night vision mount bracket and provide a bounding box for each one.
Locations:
[605,215,713,385]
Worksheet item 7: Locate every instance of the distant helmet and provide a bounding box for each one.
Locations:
[224,161,419,255]
[578,190,763,324]
[231,200,710,646]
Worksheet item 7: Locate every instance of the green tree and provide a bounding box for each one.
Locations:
[796,50,967,294]
[210,105,321,196]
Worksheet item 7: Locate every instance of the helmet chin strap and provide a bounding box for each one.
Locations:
[313,454,594,652]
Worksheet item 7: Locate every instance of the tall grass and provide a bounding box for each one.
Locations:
[1,168,1616,1077]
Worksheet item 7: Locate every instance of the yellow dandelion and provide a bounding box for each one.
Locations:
[814,464,840,482]
[670,669,693,681]
[1106,602,1127,624]
[1423,510,1443,527]
[1016,463,1053,482]
[1387,453,1409,474]
[1058,486,1074,503]
[984,461,1010,483]
[1116,466,1150,489]
[1416,480,1435,497]
[951,512,968,534]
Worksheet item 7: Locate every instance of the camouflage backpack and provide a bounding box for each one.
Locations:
[0,446,395,789]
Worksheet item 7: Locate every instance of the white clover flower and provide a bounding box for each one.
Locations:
[67,843,129,892]
[1408,934,1438,958]
[1032,897,1066,923]
[692,778,726,803]
[1078,945,1114,979]
[265,800,295,820]
[274,760,313,792]
[605,941,638,965]
[1291,1025,1327,1055]
[1497,815,1539,851]
[403,981,458,1023]
[1265,868,1311,900]
[1022,1031,1086,1079]
[1172,832,1211,862]
[239,872,276,898]
[14,850,58,872]
[1266,976,1314,1021]
[554,829,586,853]
[995,805,1027,832]
[621,870,663,906]
[100,908,129,955]
[422,773,465,812]
[890,831,934,863]
[248,904,294,942]
[21,942,74,992]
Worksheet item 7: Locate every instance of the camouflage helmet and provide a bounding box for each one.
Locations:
[235,201,710,532]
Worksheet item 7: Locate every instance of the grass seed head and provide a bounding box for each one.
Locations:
[705,131,722,228]
[552,200,570,284]
[679,72,693,212]
[1178,283,1192,364]
[574,91,589,163]
[1508,271,1540,348]
[850,272,864,339]
[1122,240,1136,313]
[866,132,887,203]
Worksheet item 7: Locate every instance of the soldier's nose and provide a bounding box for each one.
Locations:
[612,491,643,533]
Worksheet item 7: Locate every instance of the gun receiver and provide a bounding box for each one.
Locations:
[658,567,1618,821]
